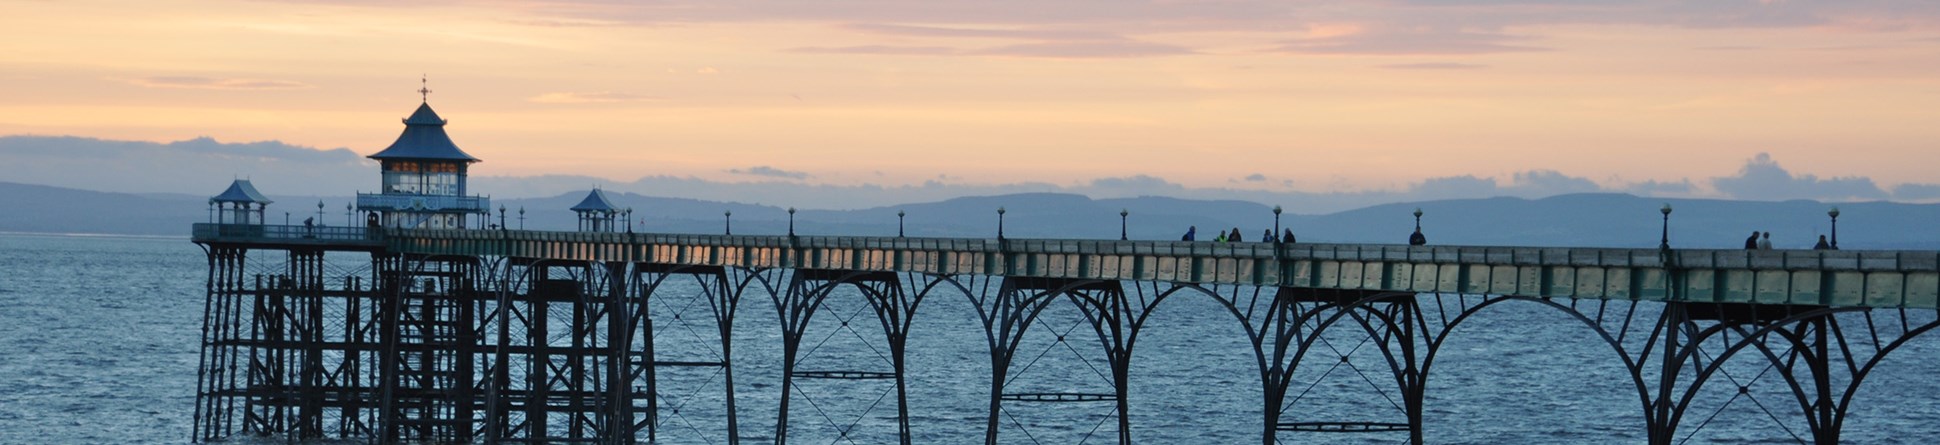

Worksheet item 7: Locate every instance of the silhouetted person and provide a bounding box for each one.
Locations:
[1262,229,1274,243]
[1408,228,1427,246]
[1181,226,1196,241]
[1229,228,1243,242]
[1757,232,1773,250]
[1283,228,1296,244]
[1814,235,1831,250]
[1744,231,1760,250]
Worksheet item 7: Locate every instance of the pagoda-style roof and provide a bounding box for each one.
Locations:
[211,179,273,204]
[367,102,482,163]
[571,189,620,212]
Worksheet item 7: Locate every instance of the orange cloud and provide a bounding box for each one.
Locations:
[123,76,312,90]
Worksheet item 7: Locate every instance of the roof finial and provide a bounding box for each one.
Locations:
[418,74,432,103]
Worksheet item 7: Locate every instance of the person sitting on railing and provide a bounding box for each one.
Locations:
[1814,235,1831,250]
[303,217,314,238]
[1181,226,1196,241]
[1408,228,1427,246]
[1283,228,1296,244]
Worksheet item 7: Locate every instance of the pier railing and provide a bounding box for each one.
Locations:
[187,225,1940,308]
[371,229,1940,309]
[191,223,385,247]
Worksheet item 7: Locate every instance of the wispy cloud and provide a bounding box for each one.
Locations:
[1272,28,1545,55]
[124,76,311,90]
[972,40,1194,58]
[1379,62,1488,70]
[791,41,1190,58]
[503,17,633,27]
[727,165,810,180]
[787,45,961,55]
[841,23,1119,40]
[528,92,660,103]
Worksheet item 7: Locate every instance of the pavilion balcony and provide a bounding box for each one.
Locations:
[355,193,491,213]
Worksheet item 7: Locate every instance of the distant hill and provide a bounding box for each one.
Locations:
[0,182,210,236]
[2,181,1934,249]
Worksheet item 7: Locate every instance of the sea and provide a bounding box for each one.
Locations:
[3,232,1939,444]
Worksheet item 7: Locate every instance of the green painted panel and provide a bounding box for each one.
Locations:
[1291,260,1314,287]
[1753,271,1790,304]
[1719,270,1754,303]
[1635,268,1667,301]
[1866,273,1906,307]
[1789,272,1824,305]
[1605,268,1630,300]
[1684,270,1717,302]
[1548,267,1575,298]
[1577,268,1606,299]
[1218,257,1240,283]
[1464,264,1492,294]
[1438,264,1461,293]
[1412,264,1437,292]
[1829,272,1865,306]
[1906,273,1938,309]
[1341,262,1365,290]
[1387,262,1411,291]
[1517,266,1541,296]
[1319,261,1341,288]
[1362,262,1386,290]
[1489,265,1516,294]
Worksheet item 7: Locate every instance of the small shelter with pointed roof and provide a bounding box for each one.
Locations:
[354,88,492,230]
[571,188,627,232]
[210,179,273,225]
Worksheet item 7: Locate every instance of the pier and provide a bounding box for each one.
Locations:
[190,224,1940,444]
[189,97,1940,444]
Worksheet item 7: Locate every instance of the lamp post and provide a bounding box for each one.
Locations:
[1659,203,1673,252]
[625,208,634,233]
[1119,209,1129,241]
[725,211,733,235]
[997,207,1006,240]
[518,207,525,230]
[316,200,325,225]
[1828,207,1840,250]
[345,203,353,227]
[498,205,507,230]
[1273,205,1283,243]
[788,207,796,236]
[898,210,906,237]
[284,212,290,226]
[1413,208,1423,232]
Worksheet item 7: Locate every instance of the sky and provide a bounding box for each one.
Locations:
[2,0,1939,206]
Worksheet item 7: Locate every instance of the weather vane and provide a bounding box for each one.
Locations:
[418,75,431,102]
